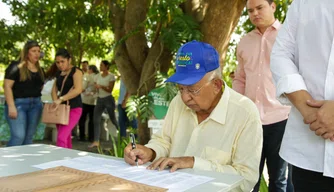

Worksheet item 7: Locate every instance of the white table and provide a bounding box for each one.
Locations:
[0,144,243,191]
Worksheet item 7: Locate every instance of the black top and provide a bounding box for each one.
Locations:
[4,61,44,99]
[56,67,82,109]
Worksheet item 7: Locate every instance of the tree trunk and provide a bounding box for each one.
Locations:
[185,0,245,67]
[108,0,245,144]
[137,119,150,145]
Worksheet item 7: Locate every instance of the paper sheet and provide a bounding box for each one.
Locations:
[33,156,214,192]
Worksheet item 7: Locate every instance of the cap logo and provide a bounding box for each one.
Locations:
[195,63,200,69]
[176,52,192,67]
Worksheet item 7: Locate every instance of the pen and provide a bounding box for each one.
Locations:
[130,133,138,167]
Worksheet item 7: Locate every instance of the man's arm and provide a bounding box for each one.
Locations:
[124,96,178,165]
[144,104,175,160]
[232,46,246,94]
[270,0,310,107]
[285,90,318,121]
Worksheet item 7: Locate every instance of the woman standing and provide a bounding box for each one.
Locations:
[78,65,99,141]
[52,48,83,148]
[89,60,119,148]
[4,40,45,146]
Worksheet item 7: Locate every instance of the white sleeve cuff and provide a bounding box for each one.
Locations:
[145,144,163,161]
[193,156,212,171]
[276,74,308,104]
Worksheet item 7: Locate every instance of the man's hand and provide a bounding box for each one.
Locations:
[302,105,319,125]
[124,144,155,166]
[305,99,334,141]
[147,157,194,173]
[8,105,17,119]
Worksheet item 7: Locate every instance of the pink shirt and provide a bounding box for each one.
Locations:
[233,20,290,125]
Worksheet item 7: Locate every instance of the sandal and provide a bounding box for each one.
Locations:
[88,141,99,148]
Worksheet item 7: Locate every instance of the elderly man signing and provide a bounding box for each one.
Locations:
[124,40,262,192]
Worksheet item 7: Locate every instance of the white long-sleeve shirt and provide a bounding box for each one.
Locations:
[145,86,262,192]
[270,0,334,177]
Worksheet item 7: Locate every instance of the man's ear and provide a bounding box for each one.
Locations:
[213,79,223,93]
[271,2,276,12]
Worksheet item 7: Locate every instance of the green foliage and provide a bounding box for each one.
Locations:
[275,0,293,22]
[260,175,269,192]
[155,72,178,102]
[0,20,25,64]
[111,0,201,54]
[126,94,154,124]
[160,14,202,51]
[146,0,202,52]
[1,0,113,66]
[109,136,128,158]
[98,124,137,158]
[125,72,178,124]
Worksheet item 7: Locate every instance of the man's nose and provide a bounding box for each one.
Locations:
[253,10,258,16]
[181,92,192,103]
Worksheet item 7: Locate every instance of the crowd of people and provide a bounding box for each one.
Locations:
[4,44,135,150]
[3,0,334,191]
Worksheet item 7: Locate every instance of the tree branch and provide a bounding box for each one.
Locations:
[138,39,168,96]
[151,21,162,46]
[124,0,149,74]
[110,0,141,94]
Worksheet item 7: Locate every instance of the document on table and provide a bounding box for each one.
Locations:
[33,156,214,192]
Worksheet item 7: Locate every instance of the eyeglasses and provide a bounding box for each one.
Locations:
[178,80,213,96]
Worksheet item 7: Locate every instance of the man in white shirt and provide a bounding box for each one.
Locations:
[124,40,263,192]
[81,61,88,73]
[270,1,334,191]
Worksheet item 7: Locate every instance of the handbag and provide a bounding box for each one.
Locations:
[42,72,71,125]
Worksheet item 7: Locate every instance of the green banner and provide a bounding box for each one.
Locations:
[148,88,169,119]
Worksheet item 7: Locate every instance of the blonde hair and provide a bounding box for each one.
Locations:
[18,40,45,82]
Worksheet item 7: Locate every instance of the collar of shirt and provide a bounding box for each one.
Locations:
[184,82,230,125]
[254,19,281,35]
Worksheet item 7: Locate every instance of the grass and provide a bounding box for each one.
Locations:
[97,126,136,158]
[260,175,268,192]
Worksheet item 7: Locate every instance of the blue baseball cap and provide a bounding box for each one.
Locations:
[165,40,220,86]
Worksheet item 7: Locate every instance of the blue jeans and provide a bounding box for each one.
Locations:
[5,97,43,146]
[252,120,288,192]
[118,104,137,137]
[287,164,294,192]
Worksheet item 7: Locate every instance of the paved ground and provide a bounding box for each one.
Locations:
[0,137,116,155]
[0,122,118,155]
